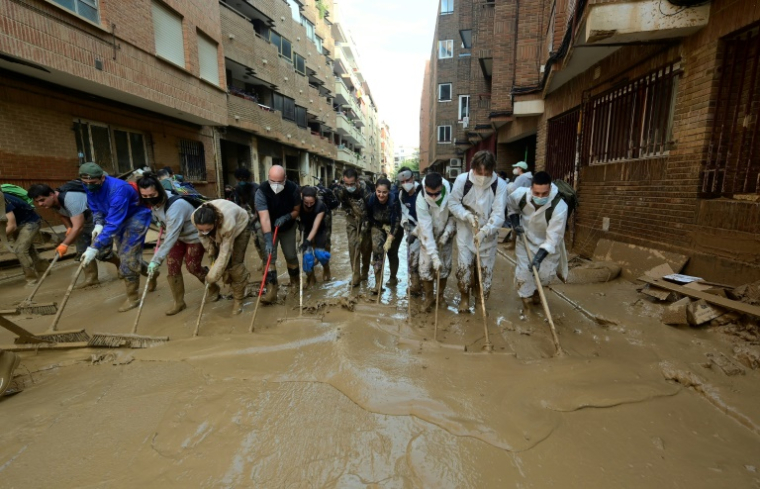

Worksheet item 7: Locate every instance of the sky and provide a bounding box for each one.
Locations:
[337,0,438,149]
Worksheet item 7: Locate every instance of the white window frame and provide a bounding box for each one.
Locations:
[152,1,185,68]
[438,83,452,102]
[441,0,454,15]
[458,95,470,120]
[438,40,453,59]
[50,0,100,24]
[437,125,452,144]
[197,33,220,85]
[72,119,149,174]
[301,15,315,41]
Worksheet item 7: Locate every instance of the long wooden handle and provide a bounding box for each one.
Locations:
[376,251,385,304]
[193,283,209,337]
[131,272,153,334]
[521,234,563,355]
[48,261,86,332]
[473,233,492,351]
[434,268,440,342]
[25,254,60,303]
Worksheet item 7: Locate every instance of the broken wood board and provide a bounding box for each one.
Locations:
[593,239,688,280]
[687,299,726,326]
[641,284,679,301]
[662,298,691,325]
[638,277,760,318]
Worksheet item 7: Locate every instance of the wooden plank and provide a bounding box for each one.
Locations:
[638,277,760,318]
[0,342,89,352]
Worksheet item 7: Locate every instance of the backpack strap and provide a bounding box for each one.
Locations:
[518,193,527,212]
[545,194,563,223]
[164,194,182,213]
[490,179,498,195]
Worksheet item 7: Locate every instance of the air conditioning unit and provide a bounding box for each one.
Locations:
[448,168,461,178]
[449,158,462,168]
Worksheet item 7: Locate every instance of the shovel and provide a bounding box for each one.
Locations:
[521,234,564,356]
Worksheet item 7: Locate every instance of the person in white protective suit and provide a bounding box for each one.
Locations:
[448,150,508,313]
[507,170,568,315]
[416,171,456,312]
[397,167,423,296]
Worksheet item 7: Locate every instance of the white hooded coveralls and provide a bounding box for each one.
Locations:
[400,181,422,280]
[448,170,508,299]
[415,177,456,281]
[507,183,568,298]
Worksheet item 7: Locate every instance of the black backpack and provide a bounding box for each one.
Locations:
[518,179,578,223]
[56,179,86,207]
[317,186,340,211]
[164,194,206,212]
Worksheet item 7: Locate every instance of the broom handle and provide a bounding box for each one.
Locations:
[249,226,278,333]
[193,283,209,337]
[434,268,440,341]
[48,260,86,332]
[376,250,385,304]
[299,249,303,317]
[350,221,362,295]
[522,234,563,355]
[25,254,60,302]
[132,227,164,335]
[473,233,492,350]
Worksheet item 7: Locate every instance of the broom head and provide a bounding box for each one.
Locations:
[88,332,169,349]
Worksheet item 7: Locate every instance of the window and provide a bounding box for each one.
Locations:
[152,1,185,68]
[73,120,148,174]
[460,29,472,49]
[287,0,301,21]
[51,0,99,23]
[296,106,308,128]
[301,15,315,41]
[438,40,453,59]
[274,93,296,121]
[197,33,219,85]
[441,0,453,14]
[438,83,452,102]
[269,31,292,61]
[179,139,206,182]
[315,36,323,54]
[458,95,470,120]
[546,108,581,186]
[437,126,452,143]
[295,53,306,75]
[582,62,679,166]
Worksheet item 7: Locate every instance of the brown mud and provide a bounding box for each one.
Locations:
[0,213,759,487]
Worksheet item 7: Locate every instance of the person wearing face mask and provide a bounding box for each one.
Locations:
[137,174,207,315]
[448,150,508,313]
[397,167,422,296]
[78,162,153,312]
[507,161,532,196]
[508,171,568,315]
[416,172,456,312]
[255,165,302,304]
[191,200,250,315]
[366,178,403,294]
[298,186,332,285]
[334,168,373,287]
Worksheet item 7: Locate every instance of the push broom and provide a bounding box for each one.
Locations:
[15,254,60,315]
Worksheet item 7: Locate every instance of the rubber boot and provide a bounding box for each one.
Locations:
[118,279,140,312]
[306,272,317,287]
[422,280,436,312]
[105,254,121,272]
[521,297,533,318]
[361,260,370,281]
[322,263,332,282]
[22,268,38,287]
[457,285,471,313]
[437,277,448,307]
[409,273,422,296]
[288,268,300,297]
[231,281,246,316]
[148,269,160,293]
[531,290,541,305]
[387,274,399,286]
[371,268,383,295]
[351,266,362,287]
[261,270,278,304]
[165,275,186,316]
[207,282,221,302]
[74,261,100,289]
[0,350,20,397]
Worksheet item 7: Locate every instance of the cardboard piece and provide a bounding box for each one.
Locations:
[687,299,726,326]
[645,263,676,279]
[593,239,688,280]
[641,284,678,301]
[662,297,691,325]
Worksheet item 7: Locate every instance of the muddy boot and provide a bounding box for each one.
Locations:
[148,269,160,292]
[74,261,100,289]
[288,268,300,296]
[457,285,471,313]
[531,290,541,305]
[34,259,50,275]
[207,282,221,302]
[322,263,332,281]
[105,254,121,271]
[409,273,422,296]
[306,272,317,287]
[118,279,140,312]
[371,268,383,295]
[165,275,186,316]
[361,261,370,282]
[22,268,38,287]
[0,350,20,397]
[351,267,362,287]
[521,297,533,318]
[437,277,448,307]
[261,271,278,304]
[387,274,399,286]
[231,282,246,316]
[422,280,436,312]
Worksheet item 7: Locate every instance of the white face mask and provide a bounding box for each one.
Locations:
[402,182,414,193]
[424,194,439,207]
[270,182,284,194]
[199,230,211,236]
[513,168,521,176]
[470,173,488,187]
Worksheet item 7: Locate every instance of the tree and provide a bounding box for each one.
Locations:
[392,157,419,178]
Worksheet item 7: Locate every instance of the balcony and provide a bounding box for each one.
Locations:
[337,146,361,166]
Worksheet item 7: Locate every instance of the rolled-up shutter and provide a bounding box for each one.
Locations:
[197,34,219,85]
[152,1,185,68]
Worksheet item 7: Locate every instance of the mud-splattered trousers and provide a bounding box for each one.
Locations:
[407,234,420,280]
[419,237,453,281]
[269,224,299,279]
[9,221,46,273]
[454,229,499,300]
[346,212,371,279]
[224,230,250,299]
[72,213,114,262]
[113,213,151,282]
[166,242,206,281]
[371,226,403,276]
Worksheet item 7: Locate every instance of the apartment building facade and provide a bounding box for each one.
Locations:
[421,0,759,283]
[1,0,384,209]
[380,121,394,177]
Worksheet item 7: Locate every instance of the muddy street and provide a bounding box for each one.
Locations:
[0,211,756,488]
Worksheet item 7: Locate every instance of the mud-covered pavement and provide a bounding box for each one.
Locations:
[0,212,759,488]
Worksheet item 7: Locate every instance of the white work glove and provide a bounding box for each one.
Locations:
[431,254,442,271]
[474,228,488,244]
[438,231,451,246]
[81,246,98,265]
[465,213,478,229]
[383,234,394,253]
[91,224,104,241]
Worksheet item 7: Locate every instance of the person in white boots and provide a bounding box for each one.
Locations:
[448,150,508,313]
[416,171,456,312]
[507,171,568,315]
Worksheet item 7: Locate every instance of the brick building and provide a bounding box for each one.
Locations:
[1,0,384,216]
[421,0,760,284]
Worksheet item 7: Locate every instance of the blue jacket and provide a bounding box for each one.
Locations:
[86,176,151,249]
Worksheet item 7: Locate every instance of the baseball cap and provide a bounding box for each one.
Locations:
[512,161,529,171]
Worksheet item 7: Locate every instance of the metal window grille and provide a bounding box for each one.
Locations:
[179,139,206,182]
[581,62,679,166]
[703,28,760,197]
[546,107,580,186]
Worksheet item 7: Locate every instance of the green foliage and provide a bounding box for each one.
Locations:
[391,158,419,179]
[316,0,327,19]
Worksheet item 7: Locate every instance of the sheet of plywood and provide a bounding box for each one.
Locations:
[593,239,689,280]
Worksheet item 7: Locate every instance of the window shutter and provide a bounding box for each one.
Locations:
[197,34,219,85]
[152,1,185,68]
